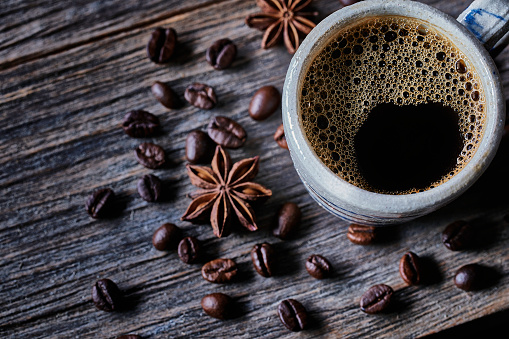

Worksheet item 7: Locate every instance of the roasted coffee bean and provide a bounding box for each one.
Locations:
[206,38,237,70]
[151,81,180,109]
[178,236,200,264]
[135,142,166,169]
[274,123,288,149]
[86,188,115,219]
[92,278,122,312]
[201,293,237,320]
[399,251,422,285]
[278,299,308,332]
[122,110,160,138]
[146,27,177,64]
[137,174,162,202]
[202,258,238,283]
[116,335,142,339]
[360,284,393,314]
[184,83,217,109]
[185,130,216,164]
[152,223,181,251]
[347,224,377,245]
[306,254,332,279]
[207,116,247,149]
[442,220,474,251]
[251,243,275,277]
[454,263,490,291]
[273,202,301,239]
[249,86,281,121]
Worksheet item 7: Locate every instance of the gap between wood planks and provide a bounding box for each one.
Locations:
[0,0,231,72]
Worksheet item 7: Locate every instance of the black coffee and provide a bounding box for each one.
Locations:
[300,16,486,194]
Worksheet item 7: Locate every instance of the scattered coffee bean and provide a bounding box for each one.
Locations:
[92,278,122,312]
[185,130,216,164]
[152,223,181,251]
[360,284,393,314]
[207,116,247,149]
[151,81,180,109]
[273,202,301,240]
[201,293,237,320]
[202,258,238,283]
[249,86,281,121]
[135,142,166,169]
[146,27,177,64]
[137,174,162,202]
[399,251,422,285]
[340,0,362,6]
[454,263,491,291]
[116,335,142,339]
[122,110,160,138]
[442,220,474,251]
[251,243,275,277]
[86,188,115,219]
[184,83,217,109]
[347,224,377,245]
[274,123,288,149]
[206,38,237,70]
[306,254,332,279]
[278,299,308,332]
[178,236,200,264]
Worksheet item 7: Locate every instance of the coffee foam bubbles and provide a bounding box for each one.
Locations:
[300,16,486,194]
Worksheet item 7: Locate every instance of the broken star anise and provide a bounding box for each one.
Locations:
[245,0,318,54]
[181,146,272,238]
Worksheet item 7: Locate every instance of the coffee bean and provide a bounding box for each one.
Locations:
[91,278,122,312]
[454,263,491,291]
[347,224,377,245]
[249,86,281,121]
[306,254,332,279]
[442,220,474,251]
[86,188,115,219]
[178,236,200,264]
[122,110,160,138]
[146,27,177,64]
[399,251,422,285]
[273,202,301,240]
[116,335,142,339]
[251,243,275,277]
[185,130,216,164]
[137,174,162,202]
[206,38,237,70]
[360,284,393,314]
[135,142,166,169]
[184,83,217,109]
[152,223,181,251]
[274,123,288,149]
[207,116,247,149]
[201,258,238,283]
[277,299,308,332]
[201,293,237,320]
[151,81,180,109]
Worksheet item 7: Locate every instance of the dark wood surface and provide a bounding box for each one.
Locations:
[1,0,508,338]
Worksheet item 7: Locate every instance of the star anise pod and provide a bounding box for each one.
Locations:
[181,146,272,238]
[245,0,318,54]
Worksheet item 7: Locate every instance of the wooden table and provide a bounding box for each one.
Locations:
[1,0,508,337]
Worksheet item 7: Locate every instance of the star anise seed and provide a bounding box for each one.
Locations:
[245,0,318,54]
[182,146,272,238]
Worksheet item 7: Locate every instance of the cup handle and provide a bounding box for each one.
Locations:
[457,0,509,57]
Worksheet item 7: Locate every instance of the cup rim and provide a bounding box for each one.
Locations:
[282,0,505,216]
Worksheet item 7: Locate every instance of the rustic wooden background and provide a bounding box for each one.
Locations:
[1,0,508,338]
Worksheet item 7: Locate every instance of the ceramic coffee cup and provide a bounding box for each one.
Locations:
[282,0,509,225]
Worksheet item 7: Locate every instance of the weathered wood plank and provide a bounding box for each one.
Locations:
[1,0,508,338]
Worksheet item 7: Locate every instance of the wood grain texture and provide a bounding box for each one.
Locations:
[1,0,508,338]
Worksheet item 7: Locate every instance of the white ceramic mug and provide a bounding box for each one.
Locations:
[282,0,509,225]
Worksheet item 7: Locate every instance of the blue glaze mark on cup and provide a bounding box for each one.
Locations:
[463,8,507,43]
